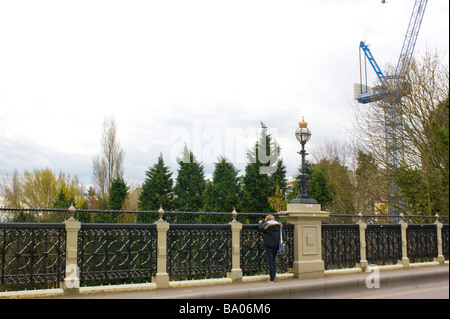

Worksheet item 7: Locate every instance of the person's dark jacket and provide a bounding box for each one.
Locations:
[258,221,282,249]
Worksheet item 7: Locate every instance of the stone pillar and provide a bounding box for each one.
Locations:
[435,217,445,265]
[152,207,170,288]
[227,209,243,283]
[62,205,81,295]
[285,203,329,279]
[399,218,410,268]
[357,218,368,271]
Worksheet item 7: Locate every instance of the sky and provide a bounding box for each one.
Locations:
[0,0,448,188]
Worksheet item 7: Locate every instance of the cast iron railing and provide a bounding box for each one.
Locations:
[322,224,360,269]
[77,223,157,286]
[407,224,438,262]
[167,224,232,280]
[443,224,449,260]
[366,224,402,265]
[0,207,448,293]
[240,224,294,276]
[0,223,66,292]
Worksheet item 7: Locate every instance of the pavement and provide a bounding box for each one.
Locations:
[52,264,448,299]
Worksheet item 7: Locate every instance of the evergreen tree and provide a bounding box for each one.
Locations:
[138,153,174,223]
[173,145,205,214]
[109,177,129,210]
[203,156,241,213]
[309,164,331,206]
[240,123,286,213]
[312,158,355,214]
[94,177,128,223]
[54,188,75,209]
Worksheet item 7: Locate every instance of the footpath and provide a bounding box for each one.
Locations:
[1,264,447,300]
[54,264,448,299]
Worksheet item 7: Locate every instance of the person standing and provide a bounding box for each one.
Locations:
[258,215,282,283]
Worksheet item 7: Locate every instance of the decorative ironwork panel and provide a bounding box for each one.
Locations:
[279,224,294,272]
[78,224,157,284]
[0,223,66,291]
[240,224,294,275]
[240,225,266,274]
[443,224,449,260]
[322,224,360,270]
[167,224,232,279]
[366,224,402,265]
[407,224,438,262]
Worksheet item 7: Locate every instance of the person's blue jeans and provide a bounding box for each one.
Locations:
[265,246,278,281]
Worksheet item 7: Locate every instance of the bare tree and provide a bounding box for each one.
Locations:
[92,116,125,198]
[351,50,449,215]
[0,169,24,207]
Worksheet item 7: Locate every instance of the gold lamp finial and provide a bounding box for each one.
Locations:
[299,116,308,128]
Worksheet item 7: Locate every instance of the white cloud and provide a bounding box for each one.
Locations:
[0,0,448,186]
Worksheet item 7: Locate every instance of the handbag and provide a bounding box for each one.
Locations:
[278,229,285,254]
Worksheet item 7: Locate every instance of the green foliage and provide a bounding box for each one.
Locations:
[94,177,129,223]
[201,157,241,223]
[54,189,75,209]
[109,177,129,210]
[240,123,286,214]
[12,211,37,222]
[138,153,174,223]
[396,97,449,216]
[309,165,331,206]
[203,156,241,212]
[173,146,206,215]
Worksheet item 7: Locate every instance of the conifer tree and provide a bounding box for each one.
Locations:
[138,153,174,222]
[109,177,129,210]
[94,177,128,223]
[173,146,205,213]
[54,189,75,209]
[240,123,286,213]
[203,156,241,212]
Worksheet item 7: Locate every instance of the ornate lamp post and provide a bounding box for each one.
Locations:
[290,116,318,204]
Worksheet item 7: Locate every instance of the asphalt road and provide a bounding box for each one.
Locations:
[352,283,449,299]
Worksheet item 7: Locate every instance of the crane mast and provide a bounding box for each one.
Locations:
[355,0,428,215]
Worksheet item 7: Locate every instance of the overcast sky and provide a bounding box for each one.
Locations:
[0,0,448,187]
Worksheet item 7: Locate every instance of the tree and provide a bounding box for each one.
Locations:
[309,164,331,207]
[240,123,286,213]
[138,153,174,223]
[93,178,128,223]
[203,156,241,212]
[54,189,75,209]
[268,184,286,213]
[355,150,384,215]
[92,116,125,198]
[173,146,205,214]
[308,158,355,215]
[21,168,59,208]
[352,50,449,215]
[109,177,129,210]
[0,169,24,207]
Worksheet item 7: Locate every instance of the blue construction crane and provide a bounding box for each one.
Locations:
[357,0,428,104]
[355,0,428,215]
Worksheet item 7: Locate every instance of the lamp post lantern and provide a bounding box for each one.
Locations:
[290,116,318,204]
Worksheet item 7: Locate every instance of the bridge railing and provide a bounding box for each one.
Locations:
[0,207,448,294]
